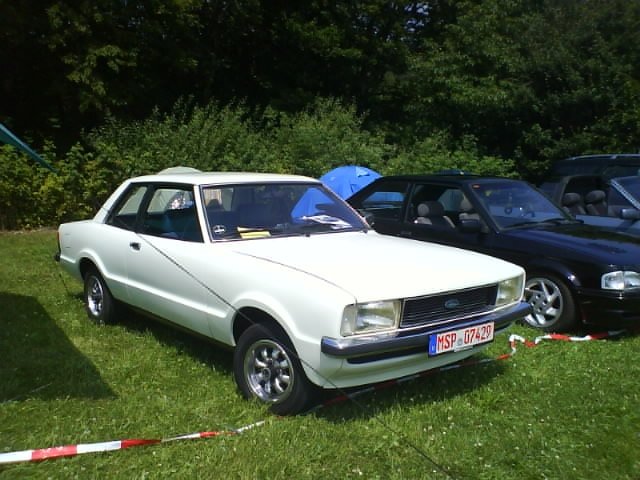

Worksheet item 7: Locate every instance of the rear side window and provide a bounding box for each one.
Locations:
[106,185,148,231]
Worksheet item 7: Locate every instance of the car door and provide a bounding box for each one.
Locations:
[120,184,212,337]
[399,182,494,252]
[350,179,412,236]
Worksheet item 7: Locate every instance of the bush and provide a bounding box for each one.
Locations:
[0,99,519,230]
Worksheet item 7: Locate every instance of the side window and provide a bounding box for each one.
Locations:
[106,185,148,231]
[359,181,408,220]
[410,184,461,227]
[141,187,203,242]
[607,187,633,216]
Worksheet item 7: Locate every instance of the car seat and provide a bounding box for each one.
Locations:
[458,196,480,221]
[414,201,455,228]
[584,190,608,216]
[561,192,586,215]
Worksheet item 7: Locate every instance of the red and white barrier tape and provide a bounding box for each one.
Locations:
[313,328,630,411]
[0,421,265,465]
[0,329,631,465]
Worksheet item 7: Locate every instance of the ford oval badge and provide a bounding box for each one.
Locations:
[445,298,461,310]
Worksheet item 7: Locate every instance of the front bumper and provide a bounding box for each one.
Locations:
[321,301,531,360]
[577,288,640,326]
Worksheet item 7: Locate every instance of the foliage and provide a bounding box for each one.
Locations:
[0,0,640,188]
[0,99,402,228]
[383,132,517,177]
[1,231,639,478]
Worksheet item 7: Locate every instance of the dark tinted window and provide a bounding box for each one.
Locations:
[358,181,409,220]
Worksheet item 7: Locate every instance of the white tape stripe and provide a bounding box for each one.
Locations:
[77,440,123,454]
[0,450,34,464]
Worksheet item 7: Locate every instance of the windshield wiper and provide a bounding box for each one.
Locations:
[537,217,582,225]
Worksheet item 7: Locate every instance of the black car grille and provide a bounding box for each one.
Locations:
[400,285,498,329]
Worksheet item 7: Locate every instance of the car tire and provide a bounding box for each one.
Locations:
[523,273,577,332]
[234,323,317,415]
[83,266,118,325]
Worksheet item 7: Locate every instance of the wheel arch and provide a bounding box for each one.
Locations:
[524,258,583,291]
[78,257,100,280]
[232,307,288,346]
[524,261,585,326]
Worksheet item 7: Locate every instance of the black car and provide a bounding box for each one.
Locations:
[538,173,640,234]
[348,175,640,332]
[549,154,640,178]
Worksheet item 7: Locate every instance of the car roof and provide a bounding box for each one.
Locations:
[558,154,640,162]
[373,174,521,184]
[129,170,319,186]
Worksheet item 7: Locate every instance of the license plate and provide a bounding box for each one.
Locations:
[428,322,494,356]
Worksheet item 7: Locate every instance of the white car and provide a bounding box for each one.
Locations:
[55,169,530,414]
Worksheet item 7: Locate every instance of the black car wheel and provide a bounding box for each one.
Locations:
[523,273,576,332]
[234,323,317,415]
[83,267,117,325]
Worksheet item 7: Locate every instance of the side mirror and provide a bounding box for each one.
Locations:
[458,218,483,233]
[358,210,375,227]
[620,208,640,220]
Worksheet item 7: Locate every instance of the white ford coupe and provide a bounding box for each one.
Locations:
[56,169,530,414]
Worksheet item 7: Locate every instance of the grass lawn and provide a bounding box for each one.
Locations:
[1,229,638,479]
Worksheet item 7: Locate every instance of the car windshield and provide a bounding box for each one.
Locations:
[614,176,640,201]
[202,182,368,240]
[468,180,573,229]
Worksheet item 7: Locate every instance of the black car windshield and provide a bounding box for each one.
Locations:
[468,181,573,229]
[614,176,640,201]
[202,182,368,240]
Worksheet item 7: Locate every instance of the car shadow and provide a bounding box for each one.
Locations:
[0,292,115,402]
[310,355,509,422]
[115,308,234,376]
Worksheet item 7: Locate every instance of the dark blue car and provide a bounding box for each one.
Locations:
[348,175,640,332]
[539,174,640,234]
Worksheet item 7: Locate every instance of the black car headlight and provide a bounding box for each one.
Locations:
[601,271,640,290]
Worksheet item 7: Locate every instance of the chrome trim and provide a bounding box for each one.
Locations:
[321,301,531,359]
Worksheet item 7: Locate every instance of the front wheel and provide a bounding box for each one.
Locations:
[523,273,577,332]
[233,323,317,415]
[83,267,118,325]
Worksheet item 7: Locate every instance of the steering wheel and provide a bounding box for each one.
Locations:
[520,204,536,217]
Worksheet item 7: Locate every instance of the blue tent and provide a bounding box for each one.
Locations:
[0,123,57,173]
[320,165,381,199]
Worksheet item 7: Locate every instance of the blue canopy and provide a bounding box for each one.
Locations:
[320,165,381,199]
[0,123,57,173]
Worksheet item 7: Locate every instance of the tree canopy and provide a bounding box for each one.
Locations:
[2,0,640,175]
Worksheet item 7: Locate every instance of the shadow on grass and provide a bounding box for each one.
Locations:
[116,308,234,376]
[112,306,510,421]
[312,354,509,422]
[0,292,115,402]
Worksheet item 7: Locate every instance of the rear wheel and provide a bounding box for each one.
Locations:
[83,267,117,325]
[233,323,317,415]
[523,273,577,332]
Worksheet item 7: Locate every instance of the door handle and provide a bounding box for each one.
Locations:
[400,230,412,237]
[129,242,141,251]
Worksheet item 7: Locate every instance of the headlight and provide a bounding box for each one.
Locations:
[601,271,640,290]
[496,274,525,306]
[341,300,401,336]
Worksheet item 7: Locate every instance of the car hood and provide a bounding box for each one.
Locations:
[504,224,640,265]
[228,231,523,301]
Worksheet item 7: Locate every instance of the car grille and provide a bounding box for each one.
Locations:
[400,285,498,329]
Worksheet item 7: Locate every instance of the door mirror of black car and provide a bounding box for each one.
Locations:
[458,218,484,233]
[619,208,640,220]
[358,210,375,227]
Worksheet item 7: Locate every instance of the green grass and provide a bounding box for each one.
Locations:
[1,230,639,479]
